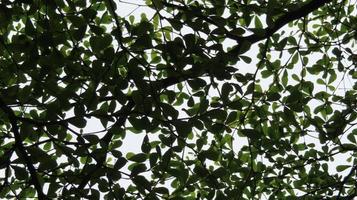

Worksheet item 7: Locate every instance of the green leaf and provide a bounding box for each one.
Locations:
[226,111,238,124]
[149,153,159,167]
[254,17,263,29]
[240,55,252,63]
[153,187,169,195]
[213,167,227,177]
[141,135,151,153]
[237,40,252,54]
[336,165,350,172]
[133,175,152,190]
[130,163,147,175]
[173,120,192,137]
[241,129,261,140]
[347,132,356,143]
[282,70,288,86]
[127,153,147,163]
[38,156,57,171]
[90,34,112,51]
[68,117,87,128]
[152,0,163,9]
[160,103,179,119]
[261,70,273,78]
[276,38,288,50]
[128,116,150,131]
[208,109,227,121]
[328,70,337,84]
[132,34,153,50]
[202,147,220,161]
[12,166,28,180]
[83,134,99,144]
[114,157,128,170]
[266,92,281,101]
[291,52,299,64]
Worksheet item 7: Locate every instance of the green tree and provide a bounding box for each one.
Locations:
[0,0,356,199]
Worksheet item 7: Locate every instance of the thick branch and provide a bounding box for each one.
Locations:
[0,98,46,199]
[158,0,333,89]
[229,0,334,53]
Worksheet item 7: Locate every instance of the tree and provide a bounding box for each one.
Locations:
[0,0,356,199]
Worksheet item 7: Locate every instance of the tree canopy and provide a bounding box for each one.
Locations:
[0,0,356,199]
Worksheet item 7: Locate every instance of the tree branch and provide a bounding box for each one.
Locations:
[229,0,334,54]
[157,0,334,89]
[76,99,135,192]
[0,98,47,199]
[337,164,357,199]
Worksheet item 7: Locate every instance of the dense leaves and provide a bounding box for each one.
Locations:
[0,0,356,199]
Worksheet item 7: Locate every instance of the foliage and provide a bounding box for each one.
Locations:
[0,0,356,199]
